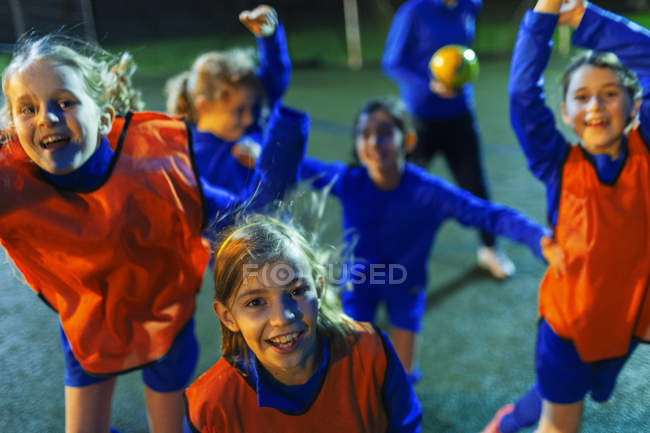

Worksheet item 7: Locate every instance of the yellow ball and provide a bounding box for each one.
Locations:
[429,45,479,89]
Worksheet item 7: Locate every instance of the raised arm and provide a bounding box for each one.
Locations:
[240,5,291,109]
[508,8,569,186]
[569,2,650,142]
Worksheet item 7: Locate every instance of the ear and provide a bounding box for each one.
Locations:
[98,105,115,135]
[560,102,571,126]
[213,300,240,333]
[404,132,417,153]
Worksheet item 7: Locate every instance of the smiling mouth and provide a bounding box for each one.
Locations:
[585,120,609,128]
[40,135,71,150]
[266,330,304,350]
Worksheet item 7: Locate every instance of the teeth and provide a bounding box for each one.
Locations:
[42,135,66,145]
[269,331,300,347]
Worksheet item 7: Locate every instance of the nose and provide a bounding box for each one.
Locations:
[39,102,62,126]
[268,294,299,326]
[586,95,604,112]
[241,108,253,130]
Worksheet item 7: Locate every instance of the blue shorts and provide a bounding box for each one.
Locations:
[59,318,199,392]
[341,284,425,332]
[535,319,638,404]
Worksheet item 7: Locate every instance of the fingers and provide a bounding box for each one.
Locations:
[239,5,278,37]
[540,237,567,278]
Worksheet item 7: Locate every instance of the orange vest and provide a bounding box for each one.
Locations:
[185,323,389,433]
[539,128,650,362]
[0,112,210,374]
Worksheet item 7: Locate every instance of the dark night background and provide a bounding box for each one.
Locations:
[1,0,648,45]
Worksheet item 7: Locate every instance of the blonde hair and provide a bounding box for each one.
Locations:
[213,213,356,364]
[165,47,262,123]
[1,34,143,130]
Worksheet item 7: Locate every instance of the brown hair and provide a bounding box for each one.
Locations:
[562,51,641,101]
[165,48,262,123]
[213,214,356,364]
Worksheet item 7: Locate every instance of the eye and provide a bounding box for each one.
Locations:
[245,297,266,308]
[18,104,35,115]
[59,99,77,109]
[290,285,308,298]
[573,94,588,102]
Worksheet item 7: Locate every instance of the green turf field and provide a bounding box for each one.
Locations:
[1,41,649,433]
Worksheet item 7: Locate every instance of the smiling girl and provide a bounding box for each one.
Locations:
[299,97,562,383]
[0,34,306,433]
[166,4,291,195]
[184,214,422,432]
[481,1,650,432]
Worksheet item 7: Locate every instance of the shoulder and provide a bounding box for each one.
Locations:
[337,321,388,365]
[186,357,247,402]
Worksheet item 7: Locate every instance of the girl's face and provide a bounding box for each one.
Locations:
[197,85,256,141]
[6,60,113,174]
[215,252,321,385]
[561,65,637,158]
[355,109,404,173]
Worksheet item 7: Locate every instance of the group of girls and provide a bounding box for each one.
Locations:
[0,1,648,432]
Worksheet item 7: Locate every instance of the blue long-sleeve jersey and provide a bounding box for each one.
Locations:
[382,0,481,120]
[300,157,550,291]
[43,106,308,230]
[508,4,650,227]
[193,22,291,195]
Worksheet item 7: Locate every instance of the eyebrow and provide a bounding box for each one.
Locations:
[573,82,622,92]
[236,277,307,299]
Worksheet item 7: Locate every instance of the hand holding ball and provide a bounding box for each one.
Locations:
[429,45,479,89]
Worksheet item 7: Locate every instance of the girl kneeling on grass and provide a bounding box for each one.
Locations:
[184,214,422,432]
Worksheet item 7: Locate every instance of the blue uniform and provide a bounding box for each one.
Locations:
[498,5,650,431]
[382,0,498,247]
[382,0,480,120]
[300,158,550,332]
[55,106,308,389]
[193,22,291,195]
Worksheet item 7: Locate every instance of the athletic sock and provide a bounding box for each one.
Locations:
[499,385,542,433]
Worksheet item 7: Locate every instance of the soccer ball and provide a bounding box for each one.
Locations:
[429,45,479,89]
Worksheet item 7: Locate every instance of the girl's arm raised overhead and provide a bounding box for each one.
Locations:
[508,8,569,186]
[240,5,291,109]
[569,2,650,141]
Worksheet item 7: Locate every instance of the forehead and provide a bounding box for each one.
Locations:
[7,60,86,101]
[358,109,394,128]
[567,64,622,91]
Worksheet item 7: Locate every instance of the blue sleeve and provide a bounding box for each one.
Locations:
[257,22,291,109]
[379,330,422,433]
[381,4,430,91]
[299,156,345,197]
[200,105,308,227]
[508,11,570,226]
[433,177,551,260]
[571,3,650,143]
